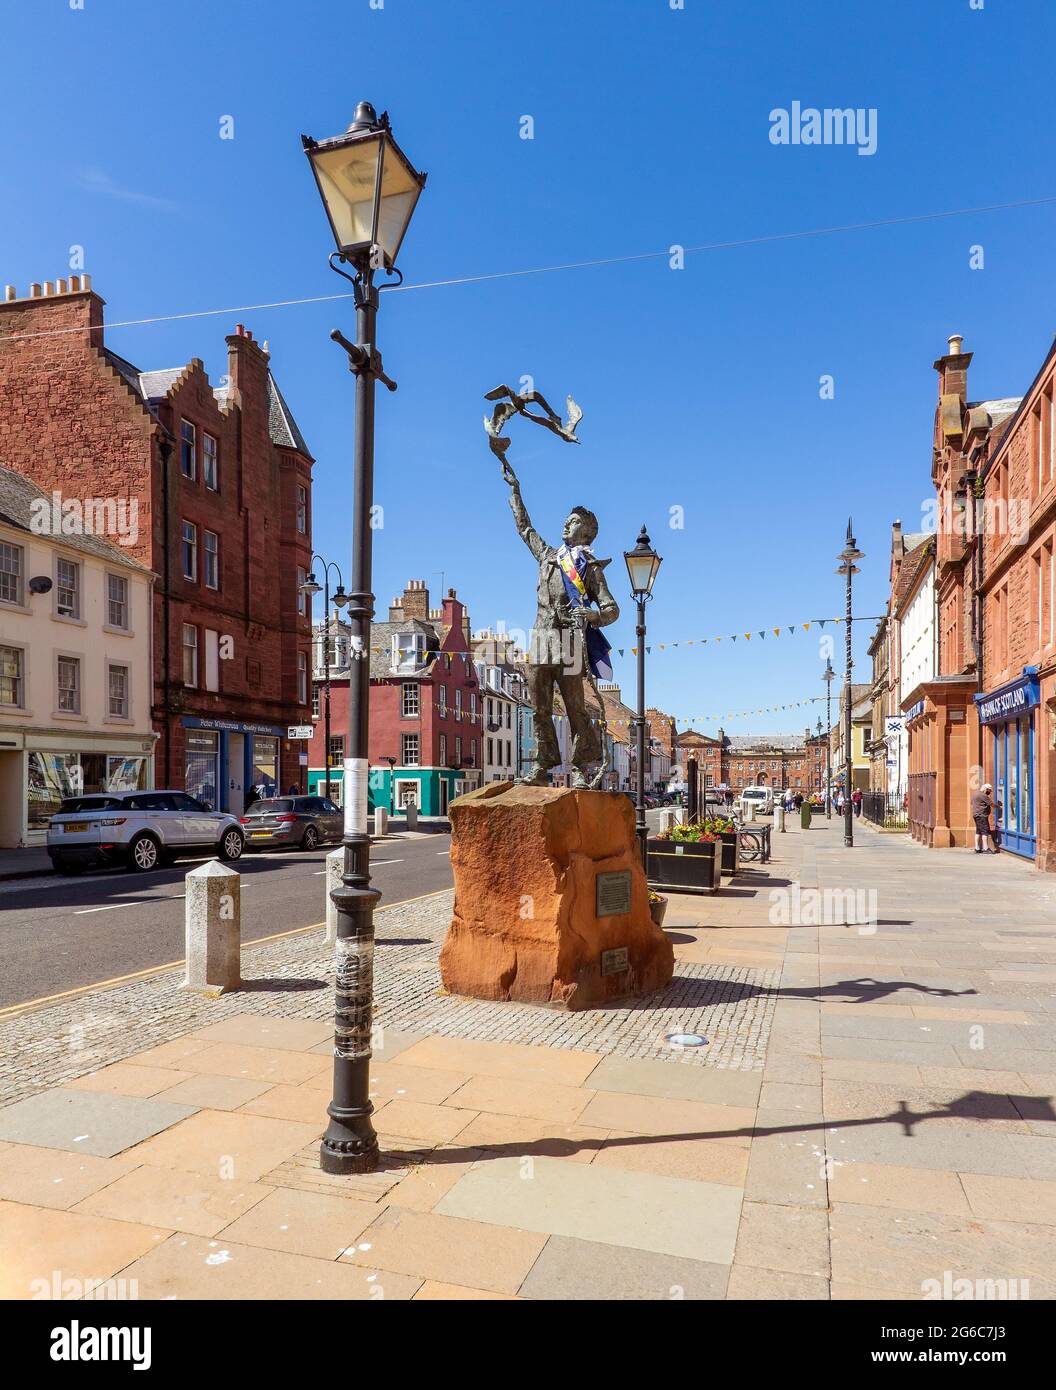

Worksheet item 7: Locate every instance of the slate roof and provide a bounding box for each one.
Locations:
[368,618,442,681]
[103,349,312,456]
[0,464,152,572]
[267,374,312,455]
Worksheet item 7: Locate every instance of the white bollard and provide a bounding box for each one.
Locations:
[405,801,418,831]
[774,804,786,833]
[325,847,343,947]
[181,861,241,995]
[743,801,757,823]
[373,806,388,838]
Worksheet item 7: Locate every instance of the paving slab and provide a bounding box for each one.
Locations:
[0,1199,168,1299]
[436,1155,743,1264]
[340,1205,546,1294]
[119,1110,323,1182]
[189,1015,333,1052]
[64,1063,194,1098]
[583,1055,762,1106]
[519,1234,729,1300]
[0,1088,197,1158]
[74,1164,270,1238]
[216,1188,380,1258]
[726,1265,830,1299]
[732,1200,830,1278]
[121,1232,421,1300]
[0,1141,135,1210]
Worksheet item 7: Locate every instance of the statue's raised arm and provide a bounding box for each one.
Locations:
[484,382,618,791]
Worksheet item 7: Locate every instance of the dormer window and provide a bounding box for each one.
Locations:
[391,631,425,673]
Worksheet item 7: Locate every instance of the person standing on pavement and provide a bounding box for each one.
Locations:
[972,782,998,853]
[852,787,863,818]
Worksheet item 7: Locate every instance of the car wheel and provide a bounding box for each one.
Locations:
[301,825,319,851]
[219,828,244,862]
[129,833,161,873]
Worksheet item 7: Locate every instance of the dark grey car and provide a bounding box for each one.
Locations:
[239,795,343,852]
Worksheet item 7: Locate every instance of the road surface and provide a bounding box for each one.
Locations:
[0,832,452,1009]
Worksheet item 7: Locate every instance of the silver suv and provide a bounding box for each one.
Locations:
[47,790,245,875]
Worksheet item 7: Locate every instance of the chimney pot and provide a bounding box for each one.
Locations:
[55,278,67,294]
[81,273,92,291]
[29,283,41,297]
[3,285,15,301]
[947,333,964,356]
[68,275,80,292]
[235,324,244,337]
[42,281,53,296]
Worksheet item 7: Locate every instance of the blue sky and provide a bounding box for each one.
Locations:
[2,0,1055,734]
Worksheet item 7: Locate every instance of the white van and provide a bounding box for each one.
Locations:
[739,785,773,817]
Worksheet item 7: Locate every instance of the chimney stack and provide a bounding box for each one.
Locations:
[400,579,430,621]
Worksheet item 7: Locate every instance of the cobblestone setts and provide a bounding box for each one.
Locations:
[0,890,780,1106]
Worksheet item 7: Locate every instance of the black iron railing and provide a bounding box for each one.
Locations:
[863,789,909,830]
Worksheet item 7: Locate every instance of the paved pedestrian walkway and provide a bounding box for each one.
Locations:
[0,846,53,882]
[1,819,1054,1299]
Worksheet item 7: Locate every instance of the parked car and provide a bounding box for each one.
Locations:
[47,791,245,874]
[240,795,344,852]
[739,785,774,817]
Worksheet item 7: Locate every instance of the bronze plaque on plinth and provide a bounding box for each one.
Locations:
[596,869,632,918]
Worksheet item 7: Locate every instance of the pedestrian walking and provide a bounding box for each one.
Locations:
[971,782,998,853]
[852,787,863,818]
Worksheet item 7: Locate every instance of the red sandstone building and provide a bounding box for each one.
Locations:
[305,580,482,816]
[676,728,824,798]
[901,328,1056,867]
[0,276,314,811]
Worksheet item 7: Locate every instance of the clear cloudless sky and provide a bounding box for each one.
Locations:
[2,0,1055,735]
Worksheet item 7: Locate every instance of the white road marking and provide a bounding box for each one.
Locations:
[437,850,450,856]
[73,903,141,916]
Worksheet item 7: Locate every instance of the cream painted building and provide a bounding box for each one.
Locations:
[897,550,937,798]
[0,467,156,847]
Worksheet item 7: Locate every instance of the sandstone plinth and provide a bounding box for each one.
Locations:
[439,783,674,1010]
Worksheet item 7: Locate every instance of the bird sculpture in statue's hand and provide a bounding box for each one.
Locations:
[483,384,583,465]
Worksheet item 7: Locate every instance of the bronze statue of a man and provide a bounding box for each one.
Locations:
[502,458,619,787]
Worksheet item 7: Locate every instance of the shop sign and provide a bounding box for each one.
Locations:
[182,717,285,736]
[976,675,1041,726]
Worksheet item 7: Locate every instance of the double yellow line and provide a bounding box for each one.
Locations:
[0,888,447,1021]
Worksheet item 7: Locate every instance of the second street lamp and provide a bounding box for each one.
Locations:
[836,520,865,849]
[624,525,662,868]
[300,560,348,803]
[302,101,426,1176]
[822,657,836,819]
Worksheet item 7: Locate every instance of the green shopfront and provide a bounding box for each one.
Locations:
[976,669,1039,861]
[307,763,477,817]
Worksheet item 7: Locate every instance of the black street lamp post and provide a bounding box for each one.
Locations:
[822,658,835,819]
[303,101,426,1175]
[836,521,864,849]
[624,526,662,868]
[815,717,824,798]
[301,560,348,803]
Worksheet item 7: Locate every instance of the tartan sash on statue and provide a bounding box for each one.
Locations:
[557,544,613,680]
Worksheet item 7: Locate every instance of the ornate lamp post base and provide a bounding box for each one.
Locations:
[319,882,381,1175]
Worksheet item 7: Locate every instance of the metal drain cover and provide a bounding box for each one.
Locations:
[666,1032,709,1048]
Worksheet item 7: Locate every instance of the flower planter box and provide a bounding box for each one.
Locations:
[646,837,720,894]
[718,831,739,876]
